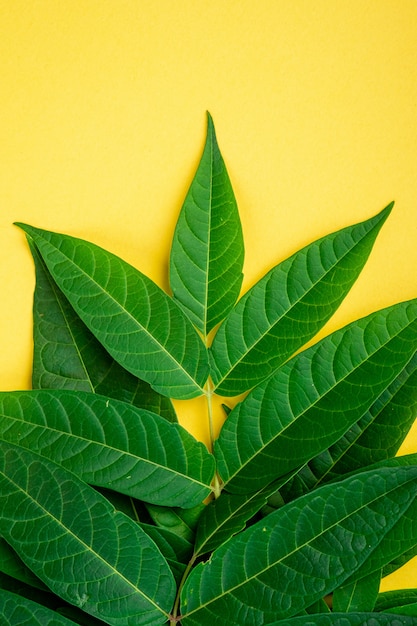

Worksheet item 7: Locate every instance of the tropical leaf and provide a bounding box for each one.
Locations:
[145,502,205,543]
[0,389,215,508]
[17,224,210,399]
[332,570,381,612]
[376,589,417,612]
[263,613,417,625]
[210,203,392,396]
[0,589,80,626]
[180,465,417,625]
[29,241,177,422]
[215,299,417,494]
[0,441,176,626]
[170,112,244,336]
[280,352,417,502]
[0,538,47,591]
[194,478,288,558]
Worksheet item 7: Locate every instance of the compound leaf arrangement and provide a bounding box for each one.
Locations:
[2,115,417,626]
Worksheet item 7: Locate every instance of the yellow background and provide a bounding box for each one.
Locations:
[1,0,417,592]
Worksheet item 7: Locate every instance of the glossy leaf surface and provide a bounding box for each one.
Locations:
[29,241,177,421]
[210,204,392,395]
[0,441,176,626]
[332,571,381,612]
[0,389,215,507]
[170,112,244,335]
[265,613,417,625]
[181,466,417,625]
[17,223,209,399]
[215,299,417,493]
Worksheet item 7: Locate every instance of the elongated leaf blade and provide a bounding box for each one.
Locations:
[376,590,417,613]
[215,299,417,494]
[181,465,417,625]
[194,479,287,558]
[264,613,417,625]
[280,352,417,502]
[0,589,79,626]
[170,113,244,335]
[17,224,209,399]
[29,241,177,422]
[332,571,381,612]
[210,204,392,395]
[0,389,215,507]
[0,441,176,626]
[0,538,47,591]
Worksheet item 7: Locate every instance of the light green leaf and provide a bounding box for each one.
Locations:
[170,112,244,336]
[210,204,392,396]
[0,589,79,626]
[180,466,417,625]
[0,441,176,626]
[332,570,381,612]
[17,223,209,400]
[0,389,215,508]
[215,299,417,494]
[29,240,177,422]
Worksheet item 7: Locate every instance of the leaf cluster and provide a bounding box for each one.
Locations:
[2,114,417,625]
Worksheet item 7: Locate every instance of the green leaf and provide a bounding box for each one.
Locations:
[376,589,417,612]
[180,465,417,625]
[210,203,392,396]
[215,299,417,494]
[0,538,47,591]
[0,589,79,626]
[145,502,205,542]
[0,441,176,626]
[194,478,289,558]
[0,389,215,507]
[29,241,177,422]
[170,112,244,336]
[17,223,209,400]
[332,570,381,612]
[264,613,417,625]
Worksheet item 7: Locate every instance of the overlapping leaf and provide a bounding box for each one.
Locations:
[180,465,417,625]
[0,389,215,507]
[170,112,244,336]
[215,299,417,494]
[265,613,417,625]
[17,224,209,399]
[29,241,177,421]
[0,441,176,626]
[0,589,79,626]
[210,203,392,395]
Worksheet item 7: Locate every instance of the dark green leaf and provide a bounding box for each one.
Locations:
[180,466,417,625]
[376,590,417,612]
[170,112,244,336]
[29,241,177,422]
[17,223,209,399]
[283,352,417,500]
[145,502,205,542]
[210,204,392,395]
[0,389,215,507]
[0,538,47,591]
[264,613,417,625]
[332,570,381,612]
[194,478,289,558]
[0,589,79,626]
[0,441,176,626]
[215,299,417,494]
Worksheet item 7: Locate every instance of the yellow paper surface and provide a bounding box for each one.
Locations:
[1,0,417,592]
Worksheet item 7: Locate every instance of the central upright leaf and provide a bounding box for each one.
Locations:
[170,113,244,336]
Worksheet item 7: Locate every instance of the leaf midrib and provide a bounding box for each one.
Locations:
[0,410,210,491]
[0,464,171,618]
[221,315,417,489]
[183,475,417,618]
[213,223,381,389]
[26,228,206,394]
